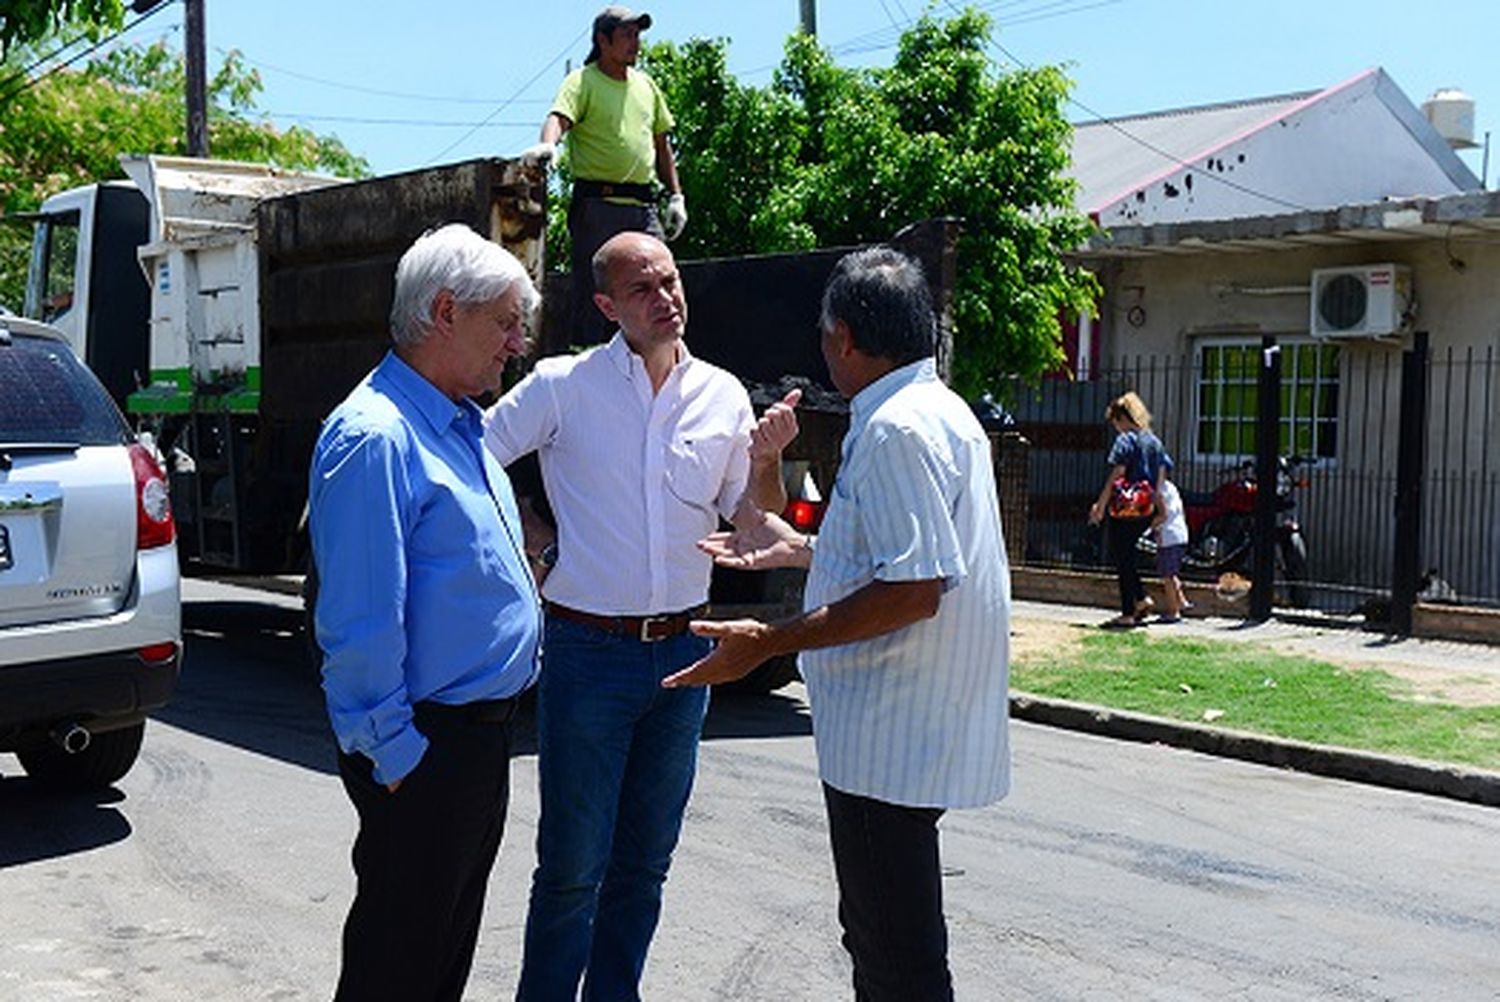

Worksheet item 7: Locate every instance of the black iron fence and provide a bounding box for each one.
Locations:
[1002,337,1499,624]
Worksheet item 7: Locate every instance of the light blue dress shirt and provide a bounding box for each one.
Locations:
[801,358,1011,809]
[310,351,540,784]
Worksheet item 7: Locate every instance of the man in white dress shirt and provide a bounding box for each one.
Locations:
[665,246,1010,1002]
[484,230,797,1001]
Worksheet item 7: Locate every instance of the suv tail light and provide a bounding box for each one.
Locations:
[781,462,826,532]
[137,641,179,664]
[129,442,176,549]
[784,498,825,532]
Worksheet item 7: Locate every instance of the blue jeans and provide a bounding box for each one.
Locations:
[516,616,710,1002]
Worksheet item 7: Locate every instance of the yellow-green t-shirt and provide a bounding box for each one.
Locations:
[551,64,673,185]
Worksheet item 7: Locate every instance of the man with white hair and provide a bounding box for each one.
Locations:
[310,223,542,1002]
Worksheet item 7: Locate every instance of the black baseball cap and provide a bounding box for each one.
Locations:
[594,5,652,35]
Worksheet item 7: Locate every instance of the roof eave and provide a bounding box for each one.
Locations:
[1074,190,1500,260]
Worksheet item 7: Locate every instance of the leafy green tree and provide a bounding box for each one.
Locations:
[0,39,368,308]
[0,0,122,54]
[640,37,807,258]
[637,8,1097,392]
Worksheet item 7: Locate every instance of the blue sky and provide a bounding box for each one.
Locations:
[109,1,1498,188]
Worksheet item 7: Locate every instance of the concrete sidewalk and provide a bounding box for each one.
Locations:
[1014,597,1500,677]
[1008,598,1500,808]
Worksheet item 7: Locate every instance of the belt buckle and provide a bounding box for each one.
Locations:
[639,615,670,643]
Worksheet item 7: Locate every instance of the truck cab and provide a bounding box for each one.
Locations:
[23,181,152,409]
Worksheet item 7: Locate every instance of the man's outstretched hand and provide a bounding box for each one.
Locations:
[662,619,773,687]
[702,509,812,571]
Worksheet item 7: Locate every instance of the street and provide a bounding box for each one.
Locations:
[2,579,1498,1001]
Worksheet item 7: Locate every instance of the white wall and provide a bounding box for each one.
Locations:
[1088,237,1500,602]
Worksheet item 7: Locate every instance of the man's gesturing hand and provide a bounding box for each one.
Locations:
[700,509,811,571]
[749,387,801,464]
[662,619,773,687]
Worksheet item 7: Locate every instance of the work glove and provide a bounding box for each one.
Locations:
[520,142,556,170]
[663,192,688,241]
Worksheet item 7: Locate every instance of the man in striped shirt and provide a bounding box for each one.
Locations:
[666,246,1011,1002]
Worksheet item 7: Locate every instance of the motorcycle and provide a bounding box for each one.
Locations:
[1137,455,1313,607]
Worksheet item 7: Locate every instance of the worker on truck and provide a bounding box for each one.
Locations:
[521,4,686,344]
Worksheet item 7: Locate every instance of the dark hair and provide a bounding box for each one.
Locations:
[819,247,935,365]
[586,7,650,64]
[584,30,606,64]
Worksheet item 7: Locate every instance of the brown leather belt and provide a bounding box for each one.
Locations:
[545,601,707,642]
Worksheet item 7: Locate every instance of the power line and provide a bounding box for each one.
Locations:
[0,0,179,107]
[874,0,904,34]
[0,32,95,97]
[426,25,588,164]
[734,0,1109,76]
[987,37,1313,214]
[1002,0,1125,29]
[265,111,536,128]
[222,46,549,107]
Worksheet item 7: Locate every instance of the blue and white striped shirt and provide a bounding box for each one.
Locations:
[801,358,1011,809]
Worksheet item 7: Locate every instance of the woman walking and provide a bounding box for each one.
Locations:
[1089,392,1170,627]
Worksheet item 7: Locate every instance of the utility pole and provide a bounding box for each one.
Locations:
[132,0,206,156]
[799,0,816,36]
[184,0,208,156]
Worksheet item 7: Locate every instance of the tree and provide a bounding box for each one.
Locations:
[637,8,1097,392]
[0,39,368,308]
[0,0,122,54]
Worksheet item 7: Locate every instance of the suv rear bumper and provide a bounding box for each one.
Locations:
[0,648,180,746]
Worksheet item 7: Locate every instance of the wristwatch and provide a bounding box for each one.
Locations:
[536,541,559,568]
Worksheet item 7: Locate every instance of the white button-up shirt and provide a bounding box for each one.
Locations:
[801,358,1011,809]
[484,334,754,616]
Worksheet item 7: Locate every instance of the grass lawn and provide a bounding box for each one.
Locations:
[1011,631,1500,772]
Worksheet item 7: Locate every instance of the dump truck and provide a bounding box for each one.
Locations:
[23,155,546,573]
[22,156,963,691]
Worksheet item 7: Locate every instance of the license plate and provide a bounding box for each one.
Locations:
[0,524,11,571]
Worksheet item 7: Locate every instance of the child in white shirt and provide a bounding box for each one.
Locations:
[1152,477,1189,622]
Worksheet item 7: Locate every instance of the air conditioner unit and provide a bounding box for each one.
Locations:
[1309,264,1413,338]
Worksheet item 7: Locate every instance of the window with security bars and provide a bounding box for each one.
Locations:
[1195,340,1340,459]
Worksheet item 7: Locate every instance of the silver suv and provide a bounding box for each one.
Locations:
[0,317,180,788]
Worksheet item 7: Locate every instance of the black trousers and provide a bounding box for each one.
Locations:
[567,195,663,346]
[1108,515,1152,615]
[822,783,953,1002]
[334,701,516,1002]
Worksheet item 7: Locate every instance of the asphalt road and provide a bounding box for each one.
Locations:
[1,579,1498,1001]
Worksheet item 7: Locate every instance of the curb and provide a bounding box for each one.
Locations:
[1010,692,1500,809]
[201,574,306,598]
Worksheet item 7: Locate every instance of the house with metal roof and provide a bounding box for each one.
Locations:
[1031,68,1499,617]
[1070,67,1479,230]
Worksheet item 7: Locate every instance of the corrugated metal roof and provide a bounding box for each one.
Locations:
[1067,91,1317,214]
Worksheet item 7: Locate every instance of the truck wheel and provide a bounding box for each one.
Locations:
[17,722,145,789]
[720,654,800,695]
